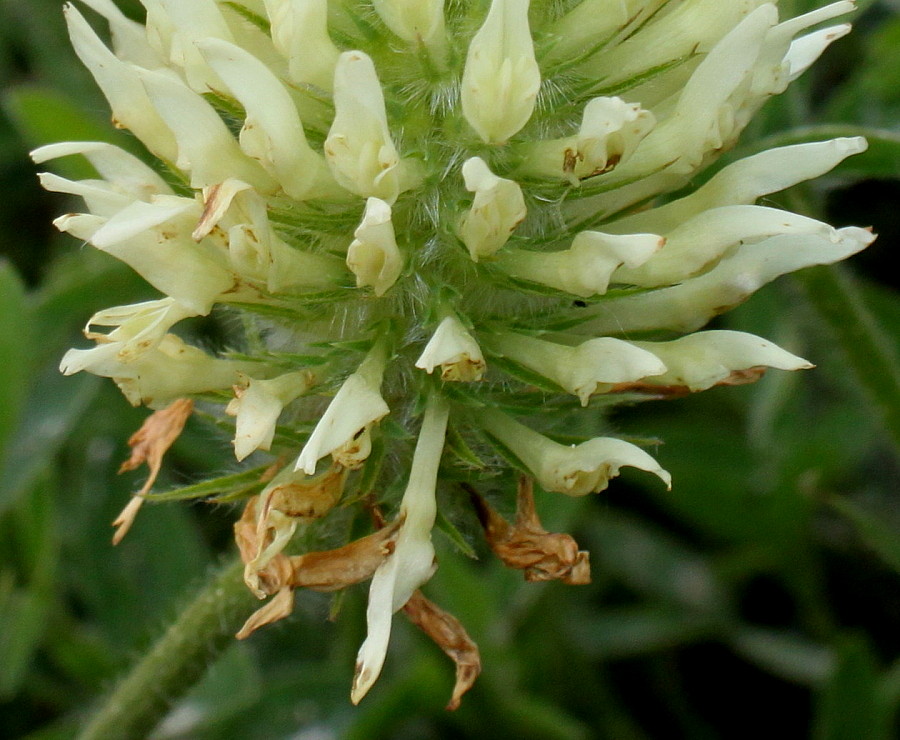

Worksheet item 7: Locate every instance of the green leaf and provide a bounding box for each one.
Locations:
[144,465,272,503]
[585,513,729,614]
[0,262,30,462]
[435,509,478,559]
[813,636,890,740]
[445,421,487,470]
[564,606,717,660]
[0,472,57,698]
[729,627,833,685]
[829,496,900,576]
[3,86,138,174]
[796,266,900,456]
[0,368,100,516]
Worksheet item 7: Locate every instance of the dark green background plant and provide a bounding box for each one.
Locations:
[1,1,899,737]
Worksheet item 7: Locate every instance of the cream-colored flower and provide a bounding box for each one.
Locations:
[75,333,255,408]
[59,298,197,374]
[52,196,236,315]
[196,38,332,200]
[264,0,340,90]
[64,3,177,162]
[497,230,664,297]
[630,331,814,392]
[372,0,446,48]
[489,333,665,405]
[45,0,873,710]
[461,0,540,143]
[295,347,390,475]
[324,51,416,202]
[346,198,404,296]
[227,371,320,461]
[482,410,671,495]
[352,395,448,703]
[520,97,655,184]
[577,226,875,336]
[458,157,526,261]
[415,316,485,382]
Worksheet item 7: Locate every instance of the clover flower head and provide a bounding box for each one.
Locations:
[41,0,874,708]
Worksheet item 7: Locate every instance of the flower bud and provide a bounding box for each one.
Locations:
[415,316,486,382]
[458,157,526,261]
[346,198,404,296]
[615,205,839,288]
[197,38,331,200]
[461,0,540,144]
[325,51,415,202]
[372,0,446,47]
[64,4,177,163]
[630,331,813,393]
[138,68,275,191]
[608,138,868,235]
[264,0,340,90]
[578,226,876,336]
[77,0,163,67]
[141,0,234,92]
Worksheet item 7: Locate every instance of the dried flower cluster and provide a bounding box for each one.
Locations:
[38,0,872,706]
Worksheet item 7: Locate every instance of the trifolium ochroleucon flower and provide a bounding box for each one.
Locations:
[37,0,874,707]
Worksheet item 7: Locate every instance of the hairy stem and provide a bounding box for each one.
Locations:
[78,556,257,740]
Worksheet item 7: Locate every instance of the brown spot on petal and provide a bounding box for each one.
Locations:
[113,398,194,544]
[403,591,481,710]
[468,477,591,585]
[440,356,486,383]
[609,366,769,397]
[562,147,581,175]
[192,182,224,242]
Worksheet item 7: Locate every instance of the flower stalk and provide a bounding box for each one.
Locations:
[77,557,256,740]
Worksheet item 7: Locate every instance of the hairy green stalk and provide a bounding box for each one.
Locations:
[78,557,256,740]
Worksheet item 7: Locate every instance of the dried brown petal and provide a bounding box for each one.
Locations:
[234,496,294,597]
[403,591,481,710]
[470,476,591,585]
[263,465,346,522]
[236,586,295,640]
[288,518,402,592]
[113,398,194,544]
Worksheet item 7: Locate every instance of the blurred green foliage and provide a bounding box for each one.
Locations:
[1,1,900,738]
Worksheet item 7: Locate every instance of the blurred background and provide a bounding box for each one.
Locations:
[1,0,899,737]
